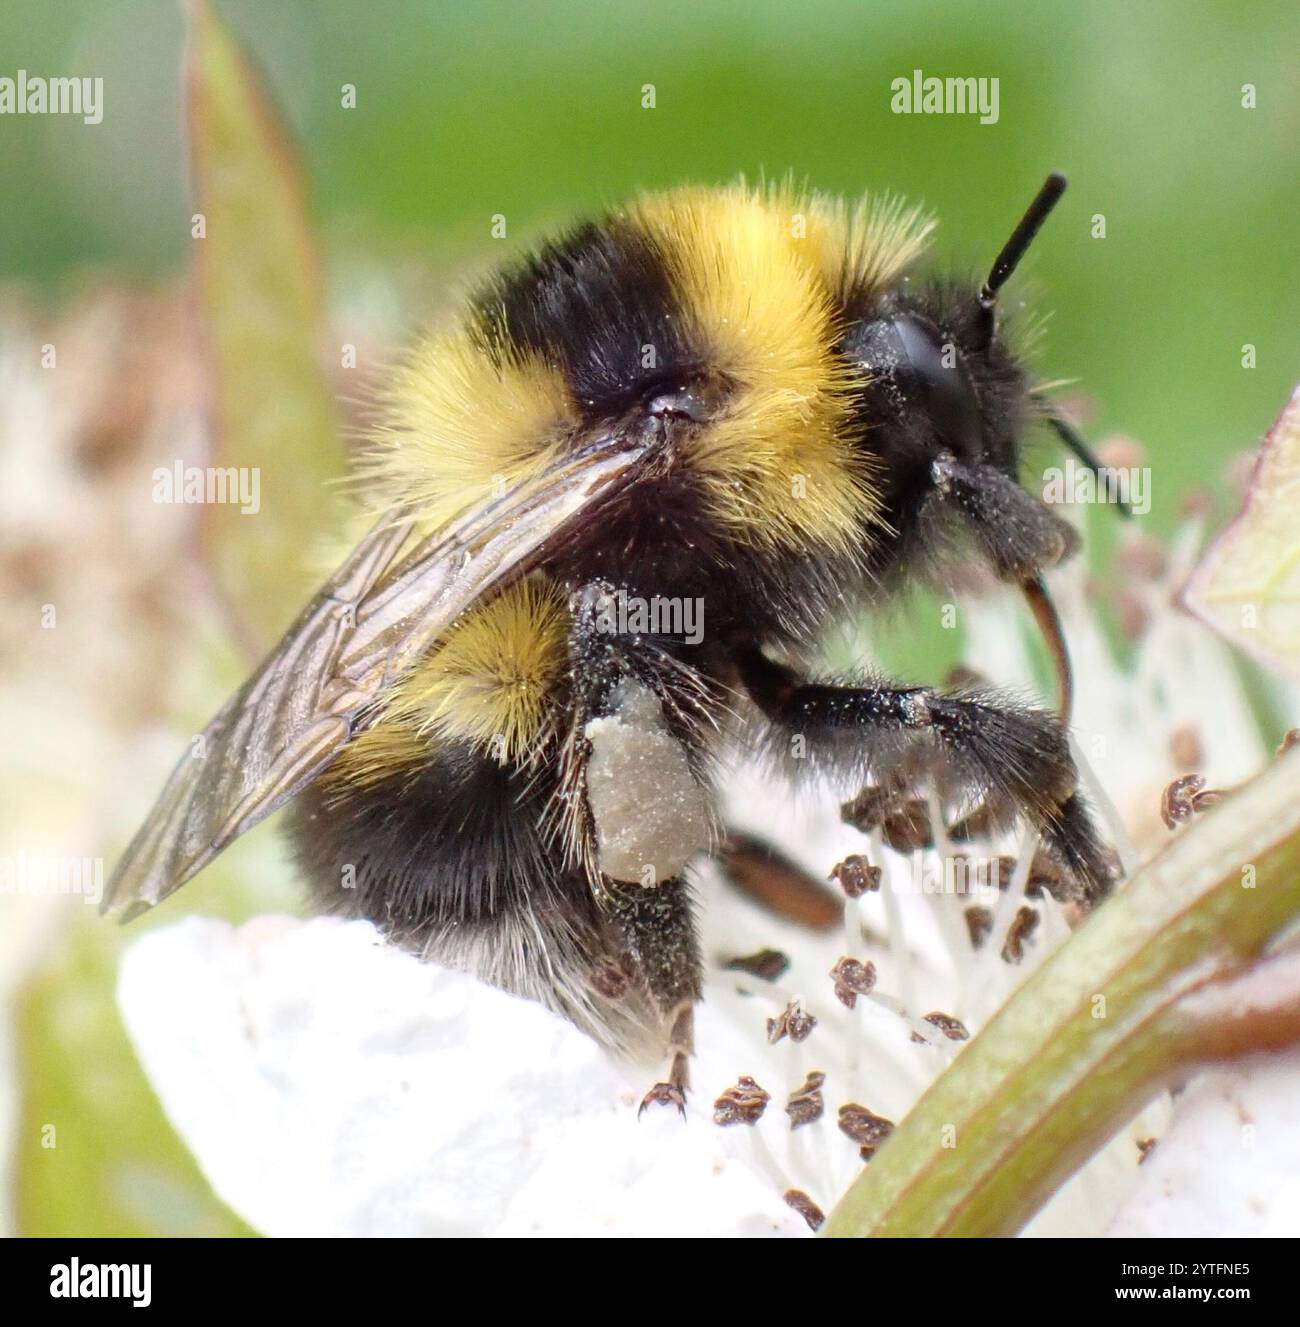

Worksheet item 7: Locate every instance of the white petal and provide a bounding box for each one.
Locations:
[117,915,806,1237]
[1107,1050,1300,1237]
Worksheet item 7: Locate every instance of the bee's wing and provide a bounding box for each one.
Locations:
[104,436,651,918]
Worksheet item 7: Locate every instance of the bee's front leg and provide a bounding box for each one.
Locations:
[736,646,1118,906]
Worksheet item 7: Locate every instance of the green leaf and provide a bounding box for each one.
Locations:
[823,747,1300,1237]
[187,0,345,651]
[1185,387,1300,680]
[15,912,256,1237]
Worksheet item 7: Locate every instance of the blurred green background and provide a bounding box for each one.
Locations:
[2,0,1296,1237]
[2,0,1296,518]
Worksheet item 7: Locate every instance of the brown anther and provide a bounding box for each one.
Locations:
[829,853,881,898]
[955,854,1024,897]
[724,948,791,982]
[1026,849,1068,900]
[783,1188,826,1232]
[830,956,876,1008]
[785,1071,827,1129]
[880,799,933,853]
[840,786,896,833]
[1001,906,1039,963]
[712,1075,771,1126]
[1162,773,1217,829]
[838,1102,895,1157]
[1137,1136,1158,1164]
[767,997,817,1045]
[965,905,993,949]
[910,1011,970,1044]
[1169,725,1204,771]
[1277,729,1300,757]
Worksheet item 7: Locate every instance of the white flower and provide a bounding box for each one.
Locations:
[1107,948,1300,1237]
[118,915,809,1238]
[116,506,1300,1237]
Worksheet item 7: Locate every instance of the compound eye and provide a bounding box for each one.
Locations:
[891,317,984,459]
[852,315,984,459]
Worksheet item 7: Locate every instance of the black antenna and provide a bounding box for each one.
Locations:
[1045,409,1133,519]
[977,172,1068,345]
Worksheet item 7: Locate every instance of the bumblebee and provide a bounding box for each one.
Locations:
[106,174,1117,1109]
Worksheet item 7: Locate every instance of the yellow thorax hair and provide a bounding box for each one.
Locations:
[358,181,933,554]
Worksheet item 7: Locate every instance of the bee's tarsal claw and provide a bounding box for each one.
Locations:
[638,1082,688,1119]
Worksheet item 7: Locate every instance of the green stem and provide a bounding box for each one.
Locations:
[823,749,1300,1237]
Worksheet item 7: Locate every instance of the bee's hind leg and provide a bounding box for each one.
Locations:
[637,1005,694,1119]
[603,876,701,1117]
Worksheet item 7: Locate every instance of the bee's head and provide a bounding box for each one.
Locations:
[847,173,1073,478]
[845,174,1121,717]
[846,296,1023,473]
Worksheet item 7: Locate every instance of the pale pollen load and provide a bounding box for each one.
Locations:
[583,679,713,885]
